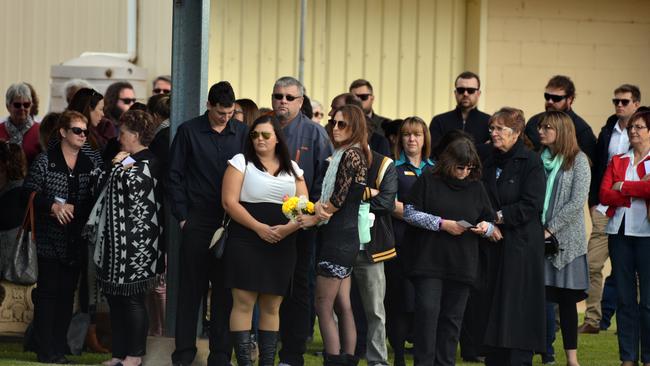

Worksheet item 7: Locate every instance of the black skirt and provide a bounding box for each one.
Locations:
[224,202,297,295]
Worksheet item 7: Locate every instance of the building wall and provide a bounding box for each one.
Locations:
[485,0,650,129]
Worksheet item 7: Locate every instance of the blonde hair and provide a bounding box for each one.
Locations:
[539,111,581,170]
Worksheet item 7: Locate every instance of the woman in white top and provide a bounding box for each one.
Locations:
[222,114,308,366]
[600,109,650,366]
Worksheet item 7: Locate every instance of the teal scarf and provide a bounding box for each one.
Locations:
[541,148,563,225]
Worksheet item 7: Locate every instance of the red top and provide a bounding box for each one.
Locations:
[0,122,42,164]
[599,152,650,217]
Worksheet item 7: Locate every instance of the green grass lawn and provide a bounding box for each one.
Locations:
[0,317,621,365]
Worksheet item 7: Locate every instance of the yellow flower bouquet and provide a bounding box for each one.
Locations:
[282,195,315,222]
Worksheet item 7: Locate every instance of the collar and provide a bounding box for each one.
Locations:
[395,151,434,169]
[282,112,308,136]
[199,112,237,135]
[614,120,626,134]
[454,105,479,119]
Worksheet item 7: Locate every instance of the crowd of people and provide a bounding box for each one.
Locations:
[0,71,648,366]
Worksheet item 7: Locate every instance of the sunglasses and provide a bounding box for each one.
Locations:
[314,111,324,118]
[12,102,31,109]
[544,93,568,103]
[69,127,89,136]
[153,88,171,95]
[455,87,479,95]
[328,119,348,130]
[250,131,273,140]
[612,98,631,107]
[272,93,300,102]
[355,93,372,101]
[119,98,137,105]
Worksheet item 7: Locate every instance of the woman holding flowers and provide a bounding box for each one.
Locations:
[222,114,308,366]
[298,104,370,366]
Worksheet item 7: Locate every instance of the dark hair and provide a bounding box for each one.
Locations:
[0,141,27,180]
[629,109,650,129]
[39,112,62,149]
[208,81,235,107]
[129,102,147,112]
[104,81,134,121]
[349,79,373,93]
[120,110,157,146]
[432,138,482,181]
[234,98,258,126]
[432,129,473,160]
[301,95,314,119]
[25,82,39,117]
[614,84,641,102]
[147,94,171,120]
[152,75,171,88]
[455,71,481,89]
[330,105,372,164]
[68,88,103,122]
[244,114,298,177]
[57,110,88,132]
[383,119,402,138]
[546,75,575,98]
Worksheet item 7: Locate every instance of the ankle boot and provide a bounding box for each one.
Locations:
[257,330,278,366]
[342,354,359,366]
[231,330,253,366]
[323,353,345,366]
[86,324,110,353]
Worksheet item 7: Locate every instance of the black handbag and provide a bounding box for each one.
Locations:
[544,231,562,258]
[209,215,231,259]
[4,191,38,285]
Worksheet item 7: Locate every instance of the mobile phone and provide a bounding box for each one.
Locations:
[457,220,476,229]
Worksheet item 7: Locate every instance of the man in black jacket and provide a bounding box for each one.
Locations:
[349,79,391,137]
[579,84,641,334]
[524,75,596,158]
[428,71,491,153]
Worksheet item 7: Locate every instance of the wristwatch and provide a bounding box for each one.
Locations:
[496,210,504,224]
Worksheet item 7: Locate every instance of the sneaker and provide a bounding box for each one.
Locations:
[541,353,556,365]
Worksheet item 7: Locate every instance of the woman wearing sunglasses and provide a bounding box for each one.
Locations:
[0,82,42,164]
[600,109,650,366]
[297,104,370,366]
[222,114,307,365]
[537,111,590,366]
[23,110,104,364]
[86,110,164,366]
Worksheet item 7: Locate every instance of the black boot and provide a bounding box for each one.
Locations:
[342,354,359,366]
[323,353,345,366]
[257,330,278,366]
[231,330,253,366]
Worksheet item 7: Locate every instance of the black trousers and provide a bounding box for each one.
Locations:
[485,348,533,366]
[106,293,148,358]
[278,229,316,366]
[33,257,79,362]
[172,209,233,366]
[459,288,483,359]
[412,278,470,366]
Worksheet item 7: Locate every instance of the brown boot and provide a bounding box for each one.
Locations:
[86,324,110,353]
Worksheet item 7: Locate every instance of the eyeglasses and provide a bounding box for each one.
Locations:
[272,93,300,102]
[354,93,372,101]
[250,131,272,140]
[537,123,554,131]
[119,98,137,105]
[314,111,324,118]
[544,93,568,103]
[12,102,31,109]
[629,124,648,131]
[455,87,479,95]
[328,119,348,130]
[488,125,513,134]
[68,127,89,136]
[152,88,171,95]
[612,98,632,107]
[455,165,475,172]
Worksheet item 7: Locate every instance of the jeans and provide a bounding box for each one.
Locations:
[609,233,650,363]
[600,274,618,330]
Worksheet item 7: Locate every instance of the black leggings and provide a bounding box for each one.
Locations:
[548,288,580,350]
[105,293,148,358]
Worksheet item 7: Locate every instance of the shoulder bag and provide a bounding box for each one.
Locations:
[4,191,38,285]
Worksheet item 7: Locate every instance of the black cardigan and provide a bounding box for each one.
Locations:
[401,173,494,284]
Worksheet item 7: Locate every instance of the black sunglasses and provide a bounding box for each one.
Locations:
[12,102,31,109]
[314,111,324,118]
[544,93,568,103]
[153,88,171,95]
[272,93,300,102]
[250,131,272,140]
[69,127,89,136]
[612,98,631,107]
[455,87,478,95]
[119,98,137,105]
[354,93,372,101]
[328,119,348,130]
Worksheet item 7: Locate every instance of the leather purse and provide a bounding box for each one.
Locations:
[4,191,38,285]
[544,231,562,258]
[209,214,231,259]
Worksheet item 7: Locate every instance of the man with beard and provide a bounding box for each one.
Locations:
[525,75,596,157]
[428,71,491,153]
[349,79,391,137]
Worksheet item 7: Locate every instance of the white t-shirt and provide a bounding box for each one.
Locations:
[228,153,304,204]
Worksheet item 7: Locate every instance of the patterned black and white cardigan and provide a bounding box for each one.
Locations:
[23,142,104,260]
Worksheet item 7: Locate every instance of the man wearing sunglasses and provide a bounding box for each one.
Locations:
[428,71,491,155]
[271,76,333,366]
[349,79,391,137]
[152,75,172,96]
[0,82,41,164]
[580,84,641,336]
[169,81,247,366]
[524,75,596,157]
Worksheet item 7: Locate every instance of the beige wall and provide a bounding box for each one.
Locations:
[208,0,468,121]
[0,0,172,115]
[484,0,650,129]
